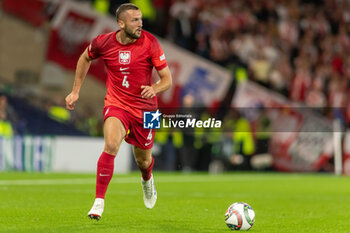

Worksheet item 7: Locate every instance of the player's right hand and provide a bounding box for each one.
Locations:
[65,92,79,110]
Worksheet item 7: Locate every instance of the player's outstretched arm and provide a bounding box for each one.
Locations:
[65,48,92,110]
[141,66,172,99]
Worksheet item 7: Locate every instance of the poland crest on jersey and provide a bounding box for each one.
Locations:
[119,51,131,64]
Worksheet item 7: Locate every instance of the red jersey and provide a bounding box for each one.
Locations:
[87,30,167,118]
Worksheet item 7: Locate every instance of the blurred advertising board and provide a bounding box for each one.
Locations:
[0,136,53,172]
[46,1,110,82]
[2,0,58,27]
[233,81,334,172]
[0,136,131,173]
[342,131,350,175]
[157,42,233,109]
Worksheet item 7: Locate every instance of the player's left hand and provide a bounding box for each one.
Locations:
[141,85,156,98]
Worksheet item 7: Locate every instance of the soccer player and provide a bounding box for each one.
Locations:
[65,3,172,220]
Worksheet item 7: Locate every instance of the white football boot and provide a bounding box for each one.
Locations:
[88,198,104,221]
[141,174,157,209]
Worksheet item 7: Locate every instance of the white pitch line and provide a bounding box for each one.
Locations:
[0,178,96,186]
[0,176,228,186]
[0,174,308,186]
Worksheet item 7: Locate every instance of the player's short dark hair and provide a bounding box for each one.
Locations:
[116,3,139,21]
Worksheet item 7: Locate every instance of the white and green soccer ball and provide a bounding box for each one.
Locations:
[225,202,255,231]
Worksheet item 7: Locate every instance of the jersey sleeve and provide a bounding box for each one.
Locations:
[87,35,101,59]
[150,38,167,71]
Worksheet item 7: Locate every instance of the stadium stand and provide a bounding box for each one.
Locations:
[4,92,86,136]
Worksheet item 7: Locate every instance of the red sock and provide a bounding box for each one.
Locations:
[95,152,116,199]
[139,156,154,181]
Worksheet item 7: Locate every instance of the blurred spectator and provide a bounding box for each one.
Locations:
[0,95,17,138]
[253,108,271,155]
[232,111,255,170]
[93,0,110,15]
[179,93,197,172]
[249,51,271,87]
[289,58,312,102]
[108,0,130,16]
[269,54,292,95]
[76,107,102,137]
[152,0,171,36]
[194,111,213,171]
[209,112,235,172]
[208,29,230,65]
[168,0,195,49]
[305,77,327,108]
[131,0,156,30]
[47,97,71,123]
[154,127,181,171]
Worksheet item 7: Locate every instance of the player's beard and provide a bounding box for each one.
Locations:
[124,26,141,39]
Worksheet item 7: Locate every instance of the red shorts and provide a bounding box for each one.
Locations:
[103,106,155,150]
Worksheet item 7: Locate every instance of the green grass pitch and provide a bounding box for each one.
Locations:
[0,172,350,233]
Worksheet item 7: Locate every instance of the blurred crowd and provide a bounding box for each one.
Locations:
[167,0,350,112]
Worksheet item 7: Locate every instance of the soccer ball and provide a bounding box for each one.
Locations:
[225,202,255,231]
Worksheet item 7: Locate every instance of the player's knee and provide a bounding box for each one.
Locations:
[135,157,151,169]
[104,142,120,155]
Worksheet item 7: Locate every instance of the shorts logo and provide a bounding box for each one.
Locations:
[104,107,110,116]
[145,141,152,146]
[143,110,161,129]
[119,51,131,64]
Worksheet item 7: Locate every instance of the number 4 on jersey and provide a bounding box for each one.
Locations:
[147,129,152,140]
[122,75,129,88]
